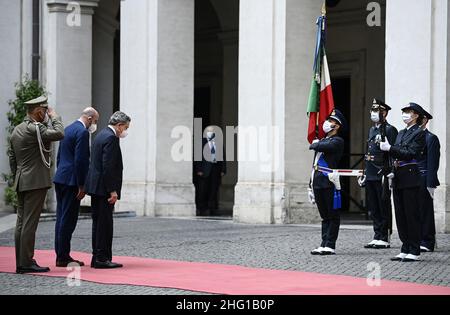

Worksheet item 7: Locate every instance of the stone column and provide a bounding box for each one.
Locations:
[44,0,98,125]
[386,0,450,232]
[42,0,98,211]
[119,0,196,217]
[234,0,321,224]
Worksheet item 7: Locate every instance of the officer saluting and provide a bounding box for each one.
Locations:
[309,109,347,256]
[417,108,440,253]
[380,103,426,262]
[8,96,65,273]
[362,99,398,249]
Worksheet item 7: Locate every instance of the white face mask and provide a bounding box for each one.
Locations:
[370,111,380,123]
[88,123,97,134]
[119,129,128,139]
[206,132,215,139]
[402,112,413,124]
[322,120,334,134]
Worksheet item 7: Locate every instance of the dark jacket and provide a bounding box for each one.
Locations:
[54,121,90,187]
[365,123,398,181]
[194,138,227,178]
[390,124,426,190]
[417,129,440,188]
[85,127,123,199]
[310,136,345,189]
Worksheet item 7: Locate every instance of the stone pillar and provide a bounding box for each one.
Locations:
[44,0,98,125]
[119,0,196,217]
[234,0,321,224]
[42,0,98,211]
[386,0,450,232]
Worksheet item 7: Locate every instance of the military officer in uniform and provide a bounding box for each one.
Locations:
[361,99,398,249]
[308,109,347,256]
[417,109,440,253]
[380,103,426,262]
[8,96,65,273]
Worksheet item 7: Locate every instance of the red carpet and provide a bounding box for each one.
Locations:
[0,247,449,295]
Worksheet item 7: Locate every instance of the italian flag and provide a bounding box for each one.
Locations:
[307,14,335,144]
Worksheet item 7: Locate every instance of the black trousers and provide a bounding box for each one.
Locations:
[91,195,114,262]
[393,187,421,256]
[55,184,81,262]
[197,164,222,213]
[366,180,391,242]
[419,176,436,250]
[314,187,340,249]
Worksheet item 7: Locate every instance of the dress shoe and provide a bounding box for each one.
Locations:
[93,260,123,269]
[390,253,407,261]
[56,258,85,267]
[420,246,433,253]
[402,254,420,262]
[373,240,390,249]
[364,240,378,249]
[319,247,336,255]
[16,263,50,274]
[310,247,324,255]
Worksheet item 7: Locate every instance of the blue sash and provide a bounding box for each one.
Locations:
[317,155,342,210]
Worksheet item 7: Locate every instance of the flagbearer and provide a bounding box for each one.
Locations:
[417,109,440,253]
[380,103,426,262]
[309,109,347,256]
[360,99,398,249]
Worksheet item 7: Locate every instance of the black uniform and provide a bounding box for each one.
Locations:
[390,124,426,256]
[310,135,344,250]
[365,123,398,242]
[417,129,440,251]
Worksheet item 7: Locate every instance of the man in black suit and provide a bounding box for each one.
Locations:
[194,126,227,216]
[418,109,440,252]
[85,111,131,269]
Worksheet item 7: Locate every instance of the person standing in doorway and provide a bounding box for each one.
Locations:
[195,126,227,216]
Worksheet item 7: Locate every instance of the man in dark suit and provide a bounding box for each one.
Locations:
[418,109,440,252]
[85,111,130,269]
[53,107,99,267]
[194,126,227,216]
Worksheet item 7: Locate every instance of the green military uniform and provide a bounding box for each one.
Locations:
[8,96,64,269]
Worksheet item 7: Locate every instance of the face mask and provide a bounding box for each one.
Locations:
[322,121,334,134]
[206,132,215,139]
[402,112,413,124]
[88,123,97,134]
[370,111,380,123]
[119,129,128,139]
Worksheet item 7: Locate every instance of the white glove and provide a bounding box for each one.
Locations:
[427,187,435,199]
[312,139,320,144]
[380,138,391,152]
[308,188,316,205]
[357,175,366,187]
[328,171,341,191]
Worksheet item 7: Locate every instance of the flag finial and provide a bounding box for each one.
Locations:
[321,3,327,16]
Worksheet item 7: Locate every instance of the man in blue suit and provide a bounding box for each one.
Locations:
[85,111,130,269]
[53,107,99,267]
[418,108,440,252]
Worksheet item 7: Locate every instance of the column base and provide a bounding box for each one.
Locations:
[233,182,321,225]
[120,182,196,217]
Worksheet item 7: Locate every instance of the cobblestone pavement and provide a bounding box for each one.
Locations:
[0,217,449,295]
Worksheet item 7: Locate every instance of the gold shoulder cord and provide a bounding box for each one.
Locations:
[34,122,52,169]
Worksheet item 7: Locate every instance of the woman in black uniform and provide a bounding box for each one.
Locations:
[380,103,426,262]
[309,109,346,256]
